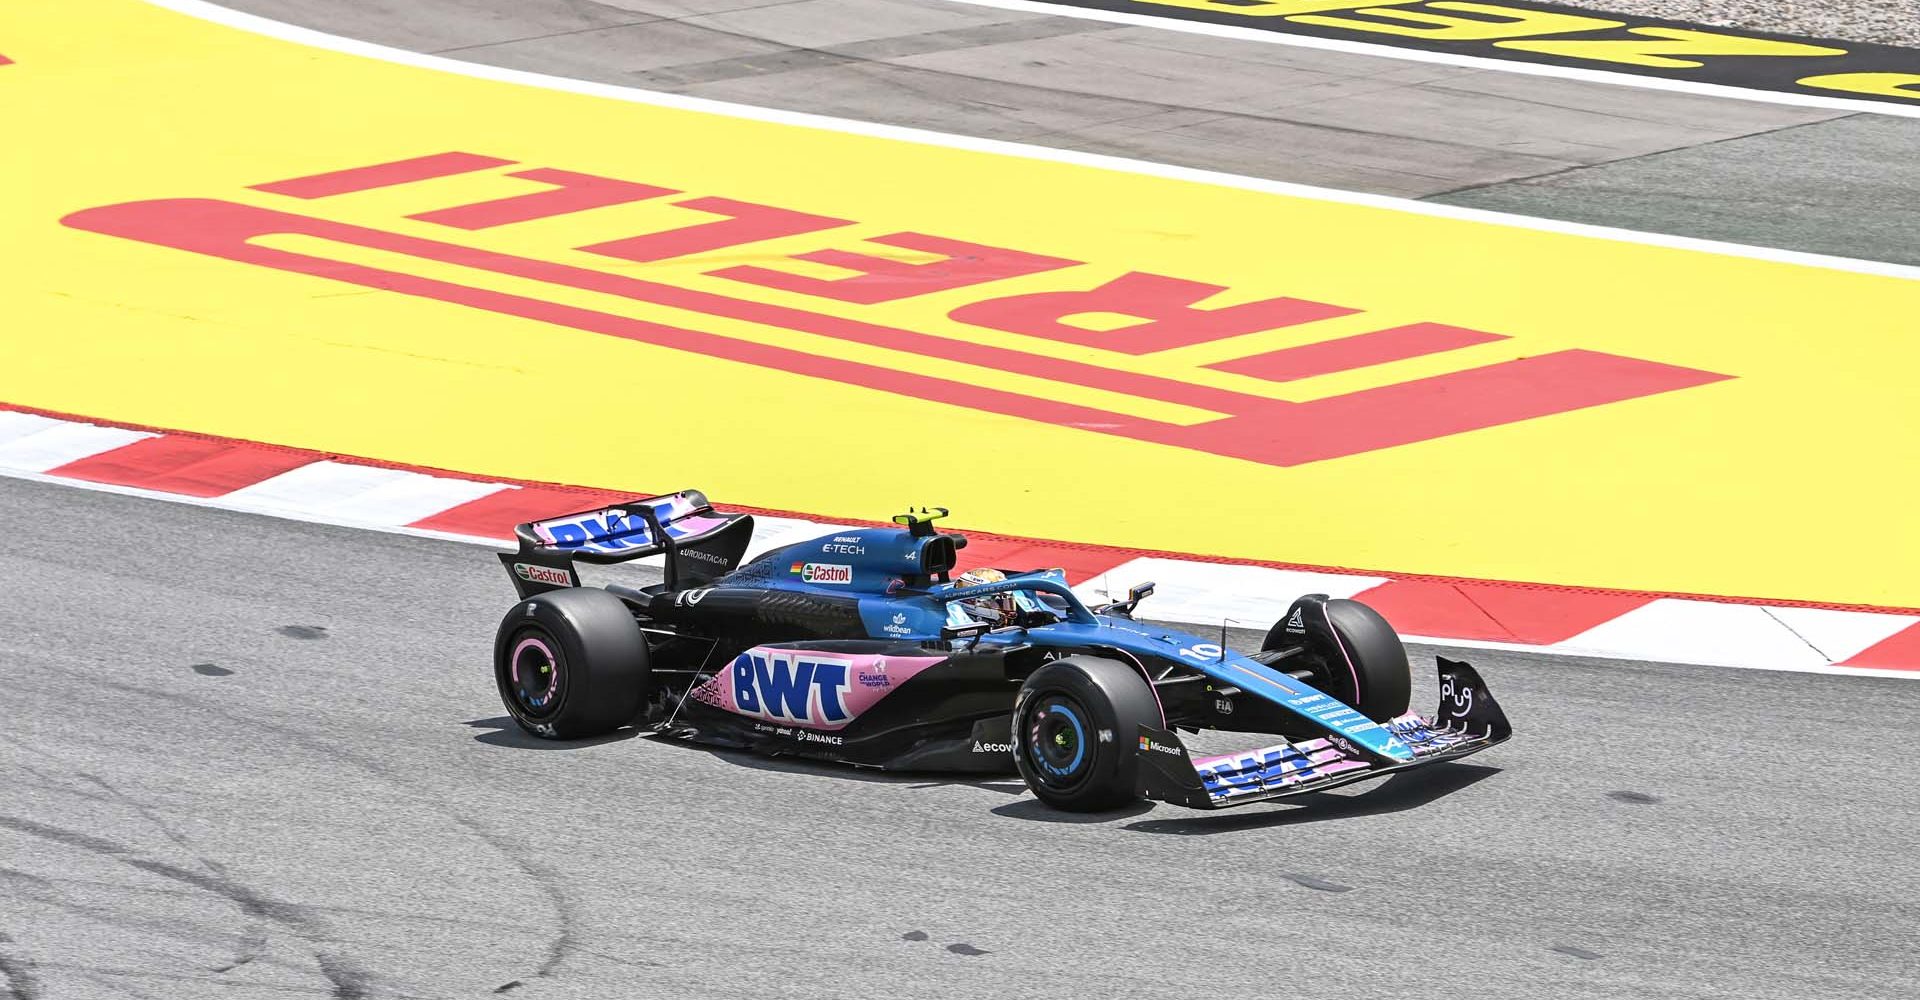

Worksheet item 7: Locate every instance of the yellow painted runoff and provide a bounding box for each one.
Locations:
[3,0,1918,608]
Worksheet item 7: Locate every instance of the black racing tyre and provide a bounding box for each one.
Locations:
[1012,657,1162,813]
[493,588,650,739]
[1265,598,1410,723]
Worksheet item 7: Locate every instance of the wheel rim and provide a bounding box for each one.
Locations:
[509,634,562,717]
[1024,695,1092,790]
[1313,663,1361,709]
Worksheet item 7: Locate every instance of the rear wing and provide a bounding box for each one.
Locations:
[498,489,755,599]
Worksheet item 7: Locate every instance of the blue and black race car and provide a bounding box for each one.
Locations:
[491,491,1511,812]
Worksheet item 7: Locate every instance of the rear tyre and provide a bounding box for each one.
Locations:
[1012,657,1162,812]
[494,588,650,739]
[1264,597,1410,723]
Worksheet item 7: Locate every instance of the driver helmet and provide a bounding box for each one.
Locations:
[955,568,1018,623]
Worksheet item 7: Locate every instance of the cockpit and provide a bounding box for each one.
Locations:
[942,568,1076,628]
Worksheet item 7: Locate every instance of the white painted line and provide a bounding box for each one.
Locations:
[0,412,66,449]
[218,460,506,522]
[1,462,521,545]
[1556,598,1917,671]
[1764,604,1920,664]
[153,0,1920,283]
[220,460,504,523]
[320,469,511,524]
[1075,557,1390,626]
[1392,630,1920,680]
[0,422,155,473]
[934,0,1920,121]
[3,451,1917,678]
[219,461,414,514]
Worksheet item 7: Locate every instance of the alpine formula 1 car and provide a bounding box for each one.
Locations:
[490,491,1511,812]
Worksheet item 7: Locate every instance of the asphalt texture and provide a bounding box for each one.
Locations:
[4,475,1919,999]
[1586,0,1920,47]
[10,4,1919,998]
[216,0,1920,266]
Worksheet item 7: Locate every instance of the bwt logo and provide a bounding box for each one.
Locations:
[731,650,852,727]
[538,509,650,550]
[1199,747,1313,789]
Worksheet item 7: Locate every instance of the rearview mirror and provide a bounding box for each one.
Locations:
[1094,580,1155,618]
[941,620,992,646]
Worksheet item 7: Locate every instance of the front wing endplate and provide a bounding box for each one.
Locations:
[1136,658,1511,809]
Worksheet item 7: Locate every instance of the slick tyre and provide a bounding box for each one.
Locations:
[1013,657,1162,813]
[1266,598,1410,723]
[494,588,650,740]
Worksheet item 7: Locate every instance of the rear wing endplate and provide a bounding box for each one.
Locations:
[498,489,755,599]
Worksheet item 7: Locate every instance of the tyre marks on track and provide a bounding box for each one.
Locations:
[0,668,592,996]
[91,675,593,991]
[0,776,380,997]
[0,942,39,1000]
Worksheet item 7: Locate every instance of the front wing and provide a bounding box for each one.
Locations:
[1136,658,1511,809]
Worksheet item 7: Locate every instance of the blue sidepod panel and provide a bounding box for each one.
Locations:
[730,526,951,593]
[722,525,1416,762]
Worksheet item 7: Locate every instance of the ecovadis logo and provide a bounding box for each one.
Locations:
[63,152,1732,467]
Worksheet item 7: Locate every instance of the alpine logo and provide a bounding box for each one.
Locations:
[514,563,572,587]
[730,650,854,727]
[790,562,853,585]
[1284,607,1306,633]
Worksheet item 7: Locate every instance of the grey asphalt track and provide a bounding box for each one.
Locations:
[10,4,1920,998]
[218,0,1920,266]
[4,476,1918,999]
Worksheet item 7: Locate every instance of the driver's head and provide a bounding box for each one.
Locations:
[956,568,1018,623]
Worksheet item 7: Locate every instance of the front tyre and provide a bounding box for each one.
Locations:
[1012,657,1162,812]
[1264,597,1411,723]
[493,588,650,740]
